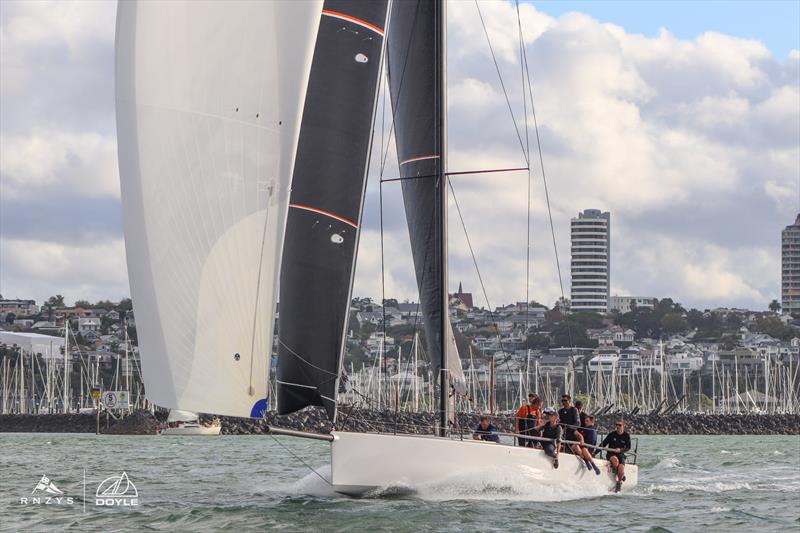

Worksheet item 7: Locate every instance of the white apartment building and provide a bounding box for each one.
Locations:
[571,209,610,313]
[609,295,656,314]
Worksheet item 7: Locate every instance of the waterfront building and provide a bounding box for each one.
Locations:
[570,209,610,313]
[782,214,800,314]
[609,295,656,314]
[0,299,38,316]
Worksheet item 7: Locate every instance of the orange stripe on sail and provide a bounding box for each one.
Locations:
[399,154,440,166]
[322,9,385,36]
[290,204,358,229]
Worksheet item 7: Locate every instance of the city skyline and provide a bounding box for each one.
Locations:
[1,1,798,311]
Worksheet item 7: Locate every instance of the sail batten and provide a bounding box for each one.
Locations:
[276,0,389,421]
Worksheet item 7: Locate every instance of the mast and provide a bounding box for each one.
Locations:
[64,322,69,413]
[436,0,448,437]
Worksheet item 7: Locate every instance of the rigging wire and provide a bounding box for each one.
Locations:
[516,3,574,347]
[515,0,533,377]
[378,1,423,176]
[447,179,514,372]
[269,434,331,485]
[474,0,528,166]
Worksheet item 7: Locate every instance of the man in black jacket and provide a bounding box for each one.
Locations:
[600,419,632,492]
[534,408,562,468]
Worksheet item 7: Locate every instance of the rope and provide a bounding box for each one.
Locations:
[269,434,331,485]
[277,339,337,377]
[247,187,272,395]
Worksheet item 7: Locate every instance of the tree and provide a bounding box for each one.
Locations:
[661,313,688,334]
[360,321,377,340]
[725,313,742,330]
[5,312,15,325]
[74,300,91,309]
[719,334,738,350]
[47,295,65,307]
[755,317,797,341]
[118,298,133,312]
[550,323,596,348]
[525,333,550,350]
[769,299,781,313]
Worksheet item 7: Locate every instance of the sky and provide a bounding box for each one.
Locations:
[0,0,798,312]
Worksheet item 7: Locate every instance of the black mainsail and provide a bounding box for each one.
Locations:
[277,0,389,420]
[386,0,449,433]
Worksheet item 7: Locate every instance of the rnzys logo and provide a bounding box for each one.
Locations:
[20,475,74,505]
[95,471,139,506]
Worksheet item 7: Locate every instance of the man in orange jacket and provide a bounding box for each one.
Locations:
[515,394,542,447]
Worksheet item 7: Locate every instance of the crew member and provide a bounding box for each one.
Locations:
[534,408,562,469]
[558,394,585,455]
[600,419,632,492]
[473,415,501,443]
[515,393,537,447]
[575,400,588,427]
[577,415,602,475]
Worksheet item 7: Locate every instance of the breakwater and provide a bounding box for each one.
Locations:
[1,409,798,435]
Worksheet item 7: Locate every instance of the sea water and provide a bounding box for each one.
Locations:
[0,433,798,532]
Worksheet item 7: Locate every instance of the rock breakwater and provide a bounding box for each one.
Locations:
[1,409,798,436]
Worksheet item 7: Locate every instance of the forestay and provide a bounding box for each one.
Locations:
[115,0,321,417]
[276,0,389,421]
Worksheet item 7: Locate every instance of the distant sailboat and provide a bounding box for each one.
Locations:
[116,0,637,495]
[159,410,221,436]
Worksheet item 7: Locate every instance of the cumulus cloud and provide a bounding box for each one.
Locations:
[0,0,797,311]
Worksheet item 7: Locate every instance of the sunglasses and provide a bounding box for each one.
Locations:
[561,399,569,402]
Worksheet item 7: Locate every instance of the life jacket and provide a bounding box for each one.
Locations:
[527,407,542,428]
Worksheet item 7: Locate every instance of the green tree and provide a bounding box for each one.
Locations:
[118,298,133,312]
[74,300,91,308]
[725,313,742,330]
[550,323,596,348]
[769,299,781,313]
[719,334,739,350]
[5,312,15,325]
[755,317,797,341]
[661,313,688,334]
[360,321,377,340]
[525,333,550,350]
[47,295,65,307]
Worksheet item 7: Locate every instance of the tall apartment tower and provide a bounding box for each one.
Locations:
[571,209,610,313]
[782,214,800,314]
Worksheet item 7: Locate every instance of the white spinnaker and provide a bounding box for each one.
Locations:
[115,0,322,417]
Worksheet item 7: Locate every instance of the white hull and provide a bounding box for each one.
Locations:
[330,431,637,497]
[158,424,221,436]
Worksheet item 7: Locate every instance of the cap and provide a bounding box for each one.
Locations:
[542,407,556,416]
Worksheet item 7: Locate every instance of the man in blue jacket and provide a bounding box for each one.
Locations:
[473,415,500,443]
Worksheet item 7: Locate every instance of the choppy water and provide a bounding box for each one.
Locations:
[1,433,798,532]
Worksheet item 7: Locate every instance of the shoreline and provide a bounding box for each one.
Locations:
[1,409,798,436]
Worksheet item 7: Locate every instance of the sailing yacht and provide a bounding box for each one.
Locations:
[116,0,637,496]
[158,410,221,436]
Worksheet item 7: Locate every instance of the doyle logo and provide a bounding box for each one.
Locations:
[20,475,74,505]
[95,472,139,506]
